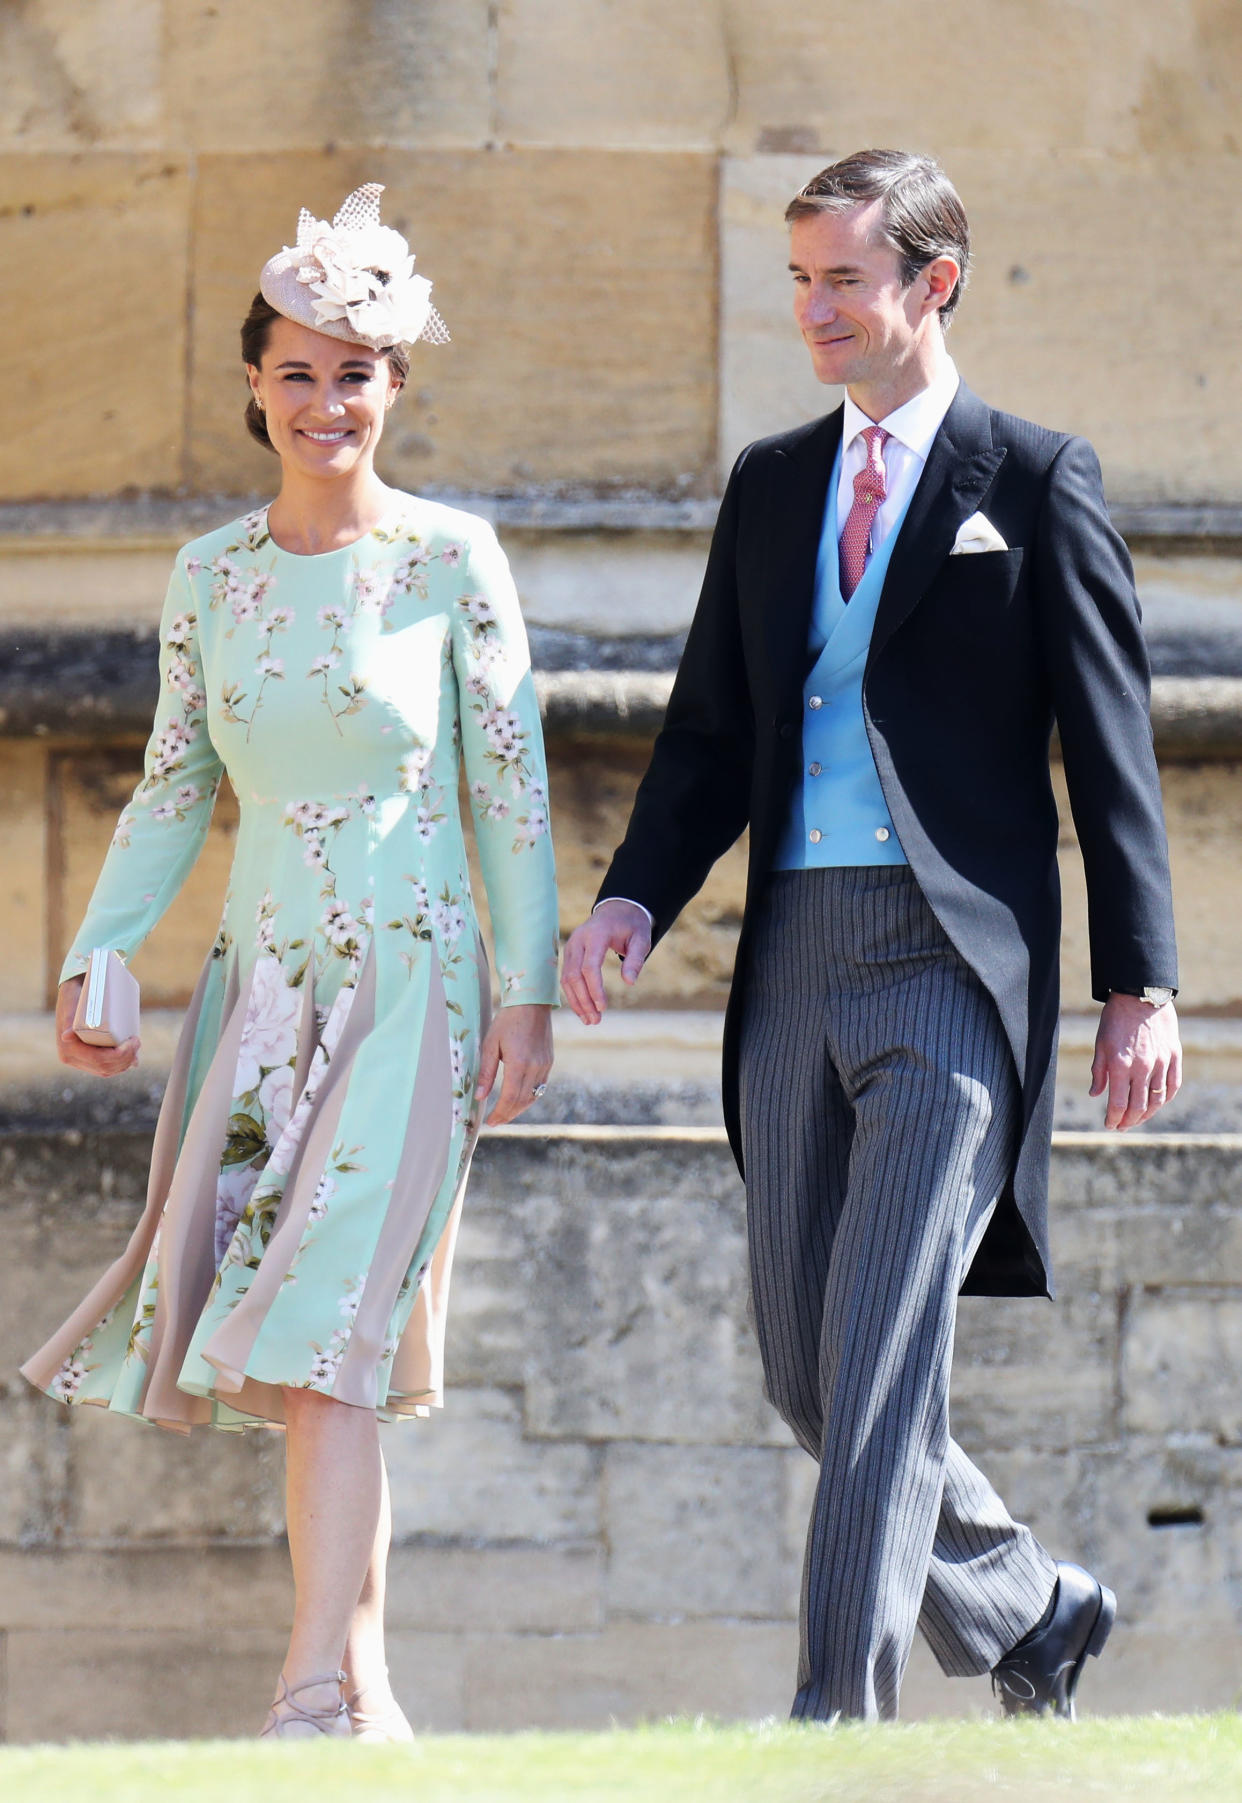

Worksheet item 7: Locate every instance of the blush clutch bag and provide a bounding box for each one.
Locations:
[72,949,140,1047]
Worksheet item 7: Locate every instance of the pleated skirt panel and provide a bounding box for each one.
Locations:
[21,930,491,1432]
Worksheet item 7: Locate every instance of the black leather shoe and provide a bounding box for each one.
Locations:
[991,1562,1116,1720]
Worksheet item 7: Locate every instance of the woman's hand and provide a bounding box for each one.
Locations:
[475,1003,553,1126]
[55,976,141,1077]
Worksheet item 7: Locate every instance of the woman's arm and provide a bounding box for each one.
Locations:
[451,521,559,1121]
[57,557,224,1072]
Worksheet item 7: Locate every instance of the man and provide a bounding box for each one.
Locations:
[562,149,1181,1723]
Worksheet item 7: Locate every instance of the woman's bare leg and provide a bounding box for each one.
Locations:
[273,1387,383,1732]
[342,1452,415,1738]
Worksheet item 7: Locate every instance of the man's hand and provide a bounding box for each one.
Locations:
[475,1003,554,1126]
[561,900,653,1025]
[1090,992,1182,1130]
[56,975,141,1076]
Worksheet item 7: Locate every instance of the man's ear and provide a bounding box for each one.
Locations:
[923,255,960,318]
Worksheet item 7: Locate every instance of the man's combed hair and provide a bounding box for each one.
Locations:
[785,149,971,324]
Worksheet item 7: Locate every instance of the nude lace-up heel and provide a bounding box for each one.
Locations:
[260,1669,351,1739]
[345,1671,416,1743]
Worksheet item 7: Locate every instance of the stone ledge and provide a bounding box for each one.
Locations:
[484,1124,1242,1154]
[488,1122,732,1144]
[0,1545,290,1633]
[0,632,685,739]
[1112,503,1242,544]
[0,1613,1236,1739]
[1147,676,1242,755]
[4,1125,1242,1734]
[535,670,673,737]
[5,1014,1242,1135]
[5,633,1242,751]
[4,1119,1241,1157]
[4,493,1242,544]
[0,493,719,545]
[0,1542,603,1637]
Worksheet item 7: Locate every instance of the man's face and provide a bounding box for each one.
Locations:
[789,200,934,394]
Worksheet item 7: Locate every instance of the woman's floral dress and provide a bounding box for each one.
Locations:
[22,494,559,1431]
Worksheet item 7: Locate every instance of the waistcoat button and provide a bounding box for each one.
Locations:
[809,829,823,844]
[808,695,823,710]
[875,827,890,842]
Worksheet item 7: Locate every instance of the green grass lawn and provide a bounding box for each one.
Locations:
[1,1717,1238,1803]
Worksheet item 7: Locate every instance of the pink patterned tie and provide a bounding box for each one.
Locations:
[839,425,890,601]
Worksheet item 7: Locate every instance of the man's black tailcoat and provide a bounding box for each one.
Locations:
[599,384,1178,1296]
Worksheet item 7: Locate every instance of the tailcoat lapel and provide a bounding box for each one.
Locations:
[763,408,843,708]
[756,387,1006,701]
[870,383,1006,661]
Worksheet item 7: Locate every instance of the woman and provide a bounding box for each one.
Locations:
[21,185,559,1740]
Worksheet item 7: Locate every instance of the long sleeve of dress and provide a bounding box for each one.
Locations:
[451,523,560,1007]
[60,558,225,984]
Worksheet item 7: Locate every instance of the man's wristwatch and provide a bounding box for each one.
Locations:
[1112,987,1175,1008]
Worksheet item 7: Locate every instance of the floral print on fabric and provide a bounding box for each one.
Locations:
[39,493,559,1428]
[50,1335,99,1401]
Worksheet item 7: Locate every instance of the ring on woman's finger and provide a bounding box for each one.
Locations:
[532,1082,548,1098]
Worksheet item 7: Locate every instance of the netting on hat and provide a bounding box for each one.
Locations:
[333,184,386,234]
[269,184,449,349]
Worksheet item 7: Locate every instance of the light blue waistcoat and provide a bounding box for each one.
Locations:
[773,446,915,870]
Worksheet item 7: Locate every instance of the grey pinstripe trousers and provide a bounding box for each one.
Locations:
[738,867,1058,1722]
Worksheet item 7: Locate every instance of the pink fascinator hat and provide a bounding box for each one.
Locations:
[259,183,449,353]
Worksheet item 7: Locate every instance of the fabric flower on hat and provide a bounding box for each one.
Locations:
[294,216,434,348]
[260,183,449,352]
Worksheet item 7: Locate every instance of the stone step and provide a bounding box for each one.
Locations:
[4,491,1242,542]
[3,1009,1239,1133]
[2,1122,1242,1737]
[5,632,1242,752]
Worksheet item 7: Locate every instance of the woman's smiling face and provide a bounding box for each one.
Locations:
[246,316,401,481]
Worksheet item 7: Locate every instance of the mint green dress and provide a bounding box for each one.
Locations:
[22,495,559,1431]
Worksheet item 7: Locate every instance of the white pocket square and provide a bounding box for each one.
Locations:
[950,511,1008,554]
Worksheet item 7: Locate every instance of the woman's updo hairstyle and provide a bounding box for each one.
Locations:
[240,293,412,452]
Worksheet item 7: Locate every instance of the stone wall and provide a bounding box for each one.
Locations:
[0,721,1239,1020]
[3,1,1240,505]
[1,1124,1240,1740]
[2,5,1242,1745]
[3,1,1241,1028]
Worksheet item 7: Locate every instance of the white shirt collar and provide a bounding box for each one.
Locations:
[842,356,960,465]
